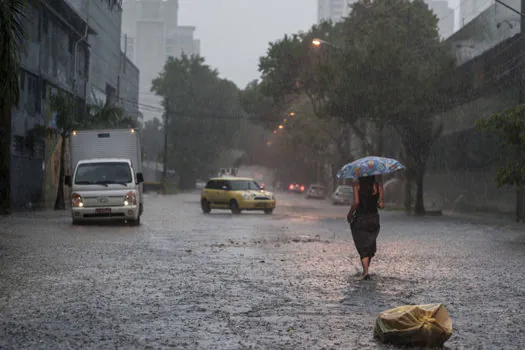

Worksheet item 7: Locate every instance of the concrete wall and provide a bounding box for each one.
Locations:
[68,0,123,102]
[12,0,91,209]
[449,1,520,65]
[425,80,519,214]
[119,53,140,120]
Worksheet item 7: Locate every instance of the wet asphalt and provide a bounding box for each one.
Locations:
[0,191,524,349]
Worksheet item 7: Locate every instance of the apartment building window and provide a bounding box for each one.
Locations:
[25,73,41,115]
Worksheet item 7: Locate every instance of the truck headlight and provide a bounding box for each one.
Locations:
[124,191,137,206]
[72,193,83,207]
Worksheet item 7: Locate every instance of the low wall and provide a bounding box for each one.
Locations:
[425,169,515,213]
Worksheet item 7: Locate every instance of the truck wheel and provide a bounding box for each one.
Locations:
[201,199,211,214]
[129,216,141,226]
[230,200,241,214]
[264,209,273,215]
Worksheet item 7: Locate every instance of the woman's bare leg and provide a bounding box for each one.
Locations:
[361,257,370,276]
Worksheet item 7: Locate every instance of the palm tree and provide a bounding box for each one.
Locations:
[87,99,134,129]
[0,0,27,214]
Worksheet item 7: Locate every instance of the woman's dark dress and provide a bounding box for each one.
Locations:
[350,177,380,259]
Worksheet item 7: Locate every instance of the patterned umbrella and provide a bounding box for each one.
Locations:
[336,156,405,180]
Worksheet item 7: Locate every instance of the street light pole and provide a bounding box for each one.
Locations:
[162,100,170,191]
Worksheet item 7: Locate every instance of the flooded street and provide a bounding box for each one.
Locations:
[1,192,524,349]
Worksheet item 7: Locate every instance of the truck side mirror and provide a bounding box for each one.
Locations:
[136,172,144,184]
[65,175,72,187]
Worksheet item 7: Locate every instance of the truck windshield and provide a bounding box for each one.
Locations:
[75,162,132,185]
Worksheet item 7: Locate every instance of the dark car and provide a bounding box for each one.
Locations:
[288,183,306,193]
[331,185,353,205]
[306,184,326,199]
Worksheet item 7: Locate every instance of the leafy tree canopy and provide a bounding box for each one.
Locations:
[476,104,525,188]
[152,54,245,188]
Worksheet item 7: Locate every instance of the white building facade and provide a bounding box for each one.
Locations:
[426,0,455,39]
[460,0,493,27]
[121,0,201,121]
[317,0,355,24]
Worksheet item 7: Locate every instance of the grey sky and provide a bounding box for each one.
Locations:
[178,0,458,89]
[178,0,317,89]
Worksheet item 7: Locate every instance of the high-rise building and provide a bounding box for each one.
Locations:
[426,0,455,39]
[317,0,356,24]
[459,0,492,27]
[122,0,201,121]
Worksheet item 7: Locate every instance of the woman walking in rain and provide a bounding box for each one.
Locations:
[348,175,385,280]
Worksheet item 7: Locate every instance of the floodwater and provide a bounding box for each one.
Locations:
[1,192,524,349]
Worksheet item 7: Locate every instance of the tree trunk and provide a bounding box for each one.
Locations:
[414,169,426,215]
[54,135,66,210]
[376,123,384,156]
[0,104,12,214]
[517,187,525,223]
[404,175,412,213]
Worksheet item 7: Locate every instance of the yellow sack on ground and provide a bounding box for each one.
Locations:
[374,303,453,347]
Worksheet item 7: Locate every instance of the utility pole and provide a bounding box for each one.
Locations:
[162,99,170,192]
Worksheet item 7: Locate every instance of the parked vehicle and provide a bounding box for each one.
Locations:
[306,184,326,199]
[65,129,144,225]
[201,177,276,214]
[288,183,306,193]
[331,185,353,205]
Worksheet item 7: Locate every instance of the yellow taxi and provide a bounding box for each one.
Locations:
[200,177,276,214]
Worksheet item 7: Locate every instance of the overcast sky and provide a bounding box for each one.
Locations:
[178,0,459,89]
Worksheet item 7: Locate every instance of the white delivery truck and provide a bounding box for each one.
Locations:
[65,129,144,225]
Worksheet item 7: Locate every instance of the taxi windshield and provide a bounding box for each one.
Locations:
[229,180,261,191]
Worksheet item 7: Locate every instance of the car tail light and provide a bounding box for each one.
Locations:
[300,186,305,191]
[72,193,83,207]
[289,184,294,190]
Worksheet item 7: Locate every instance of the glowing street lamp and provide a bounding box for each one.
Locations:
[312,38,322,47]
[278,124,284,129]
[289,112,295,116]
[311,38,341,49]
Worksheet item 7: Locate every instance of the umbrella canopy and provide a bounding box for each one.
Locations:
[336,156,405,180]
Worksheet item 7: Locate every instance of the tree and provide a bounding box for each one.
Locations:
[141,117,163,161]
[41,93,83,210]
[476,105,525,222]
[239,79,281,128]
[0,0,27,214]
[258,0,456,214]
[325,0,456,214]
[152,55,244,189]
[86,99,135,129]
